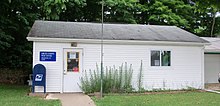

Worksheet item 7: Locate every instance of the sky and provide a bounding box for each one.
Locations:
[217,12,220,17]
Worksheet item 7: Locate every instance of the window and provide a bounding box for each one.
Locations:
[151,50,171,66]
[151,51,160,66]
[161,51,171,66]
[67,52,79,72]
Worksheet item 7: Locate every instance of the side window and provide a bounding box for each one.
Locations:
[161,51,171,66]
[151,51,160,66]
[151,50,171,66]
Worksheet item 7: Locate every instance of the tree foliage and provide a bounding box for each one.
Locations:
[42,0,68,20]
[104,0,142,24]
[0,0,38,68]
[195,0,220,36]
[0,0,220,70]
[148,0,190,27]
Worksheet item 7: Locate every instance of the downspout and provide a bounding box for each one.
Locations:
[201,46,205,89]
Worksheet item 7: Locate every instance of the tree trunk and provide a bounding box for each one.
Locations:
[211,12,217,37]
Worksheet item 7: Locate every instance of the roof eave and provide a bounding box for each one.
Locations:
[27,37,208,46]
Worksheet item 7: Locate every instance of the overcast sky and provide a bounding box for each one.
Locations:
[217,12,220,17]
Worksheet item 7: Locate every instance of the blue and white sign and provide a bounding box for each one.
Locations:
[40,52,56,61]
[35,74,43,81]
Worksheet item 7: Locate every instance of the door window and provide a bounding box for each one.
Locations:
[67,52,79,72]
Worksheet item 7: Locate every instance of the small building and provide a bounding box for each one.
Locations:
[202,37,220,84]
[27,21,208,93]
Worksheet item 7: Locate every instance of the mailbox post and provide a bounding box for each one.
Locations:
[32,64,46,93]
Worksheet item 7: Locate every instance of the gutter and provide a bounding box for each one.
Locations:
[205,52,220,54]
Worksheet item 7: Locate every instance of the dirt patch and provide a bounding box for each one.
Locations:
[143,91,187,95]
[143,90,205,95]
[102,90,205,96]
[205,83,220,90]
[28,93,48,98]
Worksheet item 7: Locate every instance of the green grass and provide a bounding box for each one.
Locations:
[93,92,220,106]
[0,85,61,106]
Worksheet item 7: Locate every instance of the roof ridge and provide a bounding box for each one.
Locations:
[35,20,176,27]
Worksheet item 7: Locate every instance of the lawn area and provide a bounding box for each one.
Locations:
[0,85,61,106]
[93,91,220,106]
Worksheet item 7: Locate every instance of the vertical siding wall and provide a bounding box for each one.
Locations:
[33,41,204,92]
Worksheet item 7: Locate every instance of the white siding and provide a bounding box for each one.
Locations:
[204,54,220,83]
[33,41,204,92]
[33,42,71,92]
[80,43,204,90]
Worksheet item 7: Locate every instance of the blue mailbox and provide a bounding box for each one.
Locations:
[32,64,46,93]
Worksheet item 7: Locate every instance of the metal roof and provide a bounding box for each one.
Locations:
[201,37,220,53]
[28,20,208,43]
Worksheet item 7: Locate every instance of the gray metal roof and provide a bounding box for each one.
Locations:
[201,37,220,52]
[28,20,208,43]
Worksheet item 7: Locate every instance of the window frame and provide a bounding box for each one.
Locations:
[150,50,171,67]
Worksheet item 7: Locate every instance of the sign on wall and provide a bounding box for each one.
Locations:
[40,52,56,61]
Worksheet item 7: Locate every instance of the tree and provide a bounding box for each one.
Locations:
[40,0,68,20]
[0,0,68,69]
[134,0,197,35]
[1,0,219,70]
[0,0,40,68]
[195,0,220,37]
[60,0,86,21]
[214,17,220,36]
[84,0,102,22]
[148,0,189,27]
[104,0,142,24]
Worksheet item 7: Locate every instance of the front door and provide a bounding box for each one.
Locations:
[63,48,82,92]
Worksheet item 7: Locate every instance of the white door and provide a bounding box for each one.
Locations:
[63,48,83,92]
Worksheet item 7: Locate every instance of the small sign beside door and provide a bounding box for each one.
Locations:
[40,51,56,61]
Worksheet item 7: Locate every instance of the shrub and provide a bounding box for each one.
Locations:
[0,68,30,85]
[79,62,133,94]
[137,60,143,92]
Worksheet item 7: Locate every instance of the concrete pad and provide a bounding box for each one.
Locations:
[45,94,59,100]
[204,89,220,94]
[46,93,96,106]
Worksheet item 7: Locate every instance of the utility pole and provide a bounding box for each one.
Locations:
[100,0,104,98]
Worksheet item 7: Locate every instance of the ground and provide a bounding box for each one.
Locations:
[93,91,220,106]
[205,83,220,90]
[2,84,220,106]
[0,85,60,106]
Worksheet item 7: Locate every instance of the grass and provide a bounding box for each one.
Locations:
[0,85,61,106]
[93,91,220,106]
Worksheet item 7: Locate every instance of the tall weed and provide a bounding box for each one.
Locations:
[79,62,134,93]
